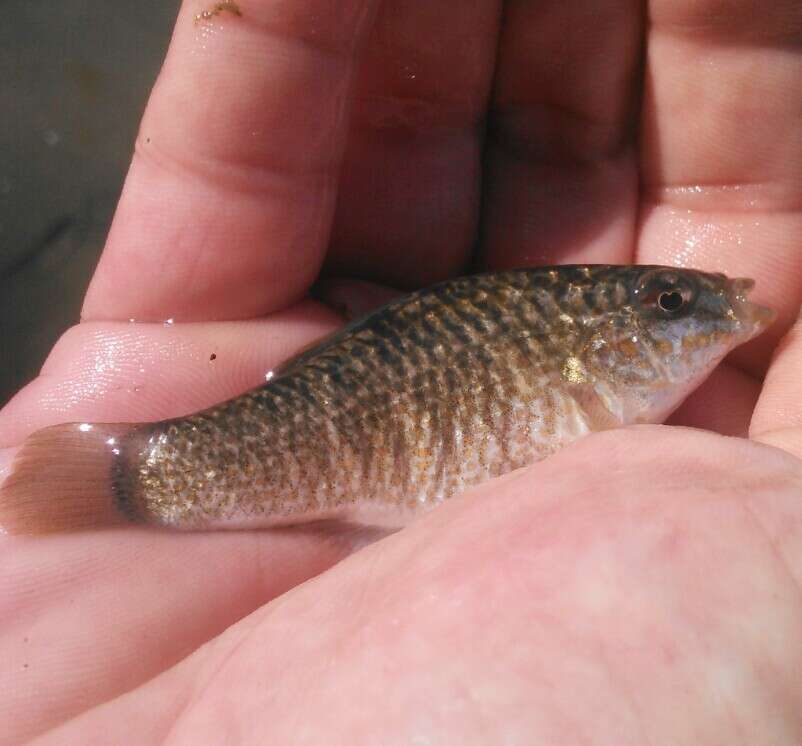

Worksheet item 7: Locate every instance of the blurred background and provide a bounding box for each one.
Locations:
[0,0,180,404]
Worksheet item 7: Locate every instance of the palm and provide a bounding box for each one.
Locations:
[2,1,800,743]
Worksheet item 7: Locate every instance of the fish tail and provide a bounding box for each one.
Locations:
[0,422,138,534]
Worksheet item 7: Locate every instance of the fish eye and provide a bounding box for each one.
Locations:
[658,290,685,313]
[634,271,696,316]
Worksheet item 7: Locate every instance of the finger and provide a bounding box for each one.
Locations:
[326,0,502,288]
[82,0,381,323]
[479,0,644,269]
[0,302,341,447]
[751,315,802,460]
[637,0,802,377]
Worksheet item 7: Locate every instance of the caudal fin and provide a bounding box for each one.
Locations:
[0,423,137,534]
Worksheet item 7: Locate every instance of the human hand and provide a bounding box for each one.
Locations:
[1,0,801,743]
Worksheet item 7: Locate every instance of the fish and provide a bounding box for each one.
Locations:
[0,265,775,534]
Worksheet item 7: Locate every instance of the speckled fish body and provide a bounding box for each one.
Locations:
[104,265,771,529]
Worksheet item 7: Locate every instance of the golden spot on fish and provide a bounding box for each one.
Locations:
[562,356,587,384]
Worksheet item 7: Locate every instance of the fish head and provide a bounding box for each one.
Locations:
[581,267,775,424]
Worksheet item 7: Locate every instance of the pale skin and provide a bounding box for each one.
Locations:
[1,0,801,743]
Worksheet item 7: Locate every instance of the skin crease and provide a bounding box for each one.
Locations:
[0,0,801,743]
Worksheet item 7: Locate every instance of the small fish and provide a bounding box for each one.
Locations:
[0,266,774,534]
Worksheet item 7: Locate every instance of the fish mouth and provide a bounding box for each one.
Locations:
[726,277,776,339]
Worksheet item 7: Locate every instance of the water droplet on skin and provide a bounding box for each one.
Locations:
[79,424,93,432]
[265,371,275,381]
[402,63,418,81]
[164,318,174,326]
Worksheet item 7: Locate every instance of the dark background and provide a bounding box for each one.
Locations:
[0,0,181,404]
